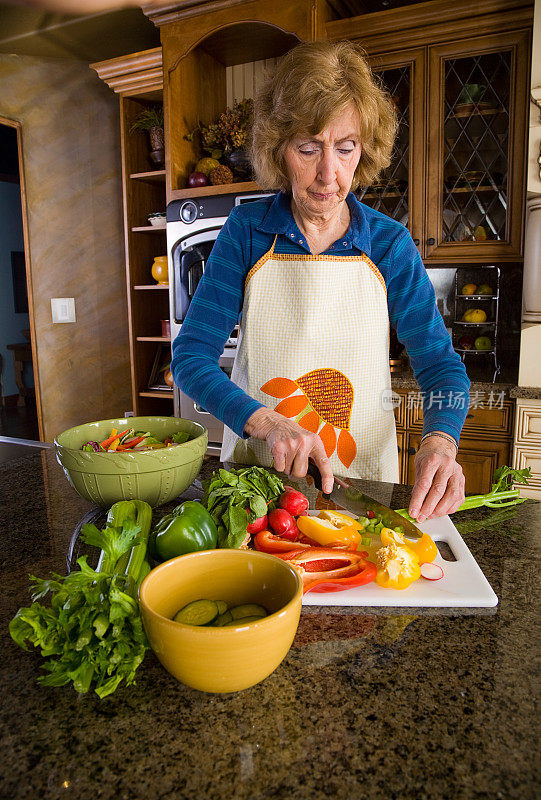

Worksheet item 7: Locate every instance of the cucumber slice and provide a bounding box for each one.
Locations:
[212,610,233,627]
[225,615,265,626]
[229,604,267,620]
[215,600,228,615]
[173,599,219,626]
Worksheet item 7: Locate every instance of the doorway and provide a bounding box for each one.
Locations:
[0,118,41,441]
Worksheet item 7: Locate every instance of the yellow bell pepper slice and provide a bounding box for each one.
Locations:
[375,542,421,590]
[296,513,362,548]
[108,437,120,452]
[380,527,437,565]
[317,510,363,529]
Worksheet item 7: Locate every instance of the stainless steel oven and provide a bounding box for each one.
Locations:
[166,190,274,455]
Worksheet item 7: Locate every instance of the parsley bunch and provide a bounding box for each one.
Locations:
[9,501,152,699]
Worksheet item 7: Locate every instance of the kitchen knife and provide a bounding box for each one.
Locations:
[306,461,423,540]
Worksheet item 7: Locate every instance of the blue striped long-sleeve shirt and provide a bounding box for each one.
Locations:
[171,191,470,444]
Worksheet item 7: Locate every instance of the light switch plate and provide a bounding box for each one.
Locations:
[51,297,76,323]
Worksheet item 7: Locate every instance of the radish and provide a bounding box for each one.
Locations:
[420,563,444,581]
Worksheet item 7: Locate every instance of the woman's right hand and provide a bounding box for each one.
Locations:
[244,407,335,493]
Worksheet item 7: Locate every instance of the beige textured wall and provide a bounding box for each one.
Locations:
[0,54,131,441]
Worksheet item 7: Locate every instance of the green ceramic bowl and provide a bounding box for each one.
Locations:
[54,416,207,507]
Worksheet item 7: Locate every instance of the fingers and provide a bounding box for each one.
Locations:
[310,450,334,494]
[427,468,465,518]
[409,451,465,522]
[264,413,334,492]
[408,456,441,521]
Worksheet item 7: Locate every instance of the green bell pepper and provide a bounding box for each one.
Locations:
[153,501,218,562]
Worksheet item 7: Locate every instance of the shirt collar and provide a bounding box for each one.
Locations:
[256,190,372,256]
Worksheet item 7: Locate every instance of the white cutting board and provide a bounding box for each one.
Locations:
[302,514,498,608]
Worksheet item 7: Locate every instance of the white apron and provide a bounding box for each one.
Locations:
[221,235,399,482]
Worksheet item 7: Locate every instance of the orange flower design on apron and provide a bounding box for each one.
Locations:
[261,368,357,469]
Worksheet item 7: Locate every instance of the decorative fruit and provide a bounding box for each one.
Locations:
[474,336,492,351]
[462,309,487,323]
[473,225,487,241]
[458,335,475,350]
[195,157,220,176]
[163,368,174,387]
[188,171,209,188]
[477,284,493,295]
[209,165,234,185]
[461,283,477,295]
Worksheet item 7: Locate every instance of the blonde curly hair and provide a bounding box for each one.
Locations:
[250,40,397,192]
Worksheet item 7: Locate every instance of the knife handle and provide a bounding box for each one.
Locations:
[306,461,331,499]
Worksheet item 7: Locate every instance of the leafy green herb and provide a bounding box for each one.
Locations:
[171,431,190,444]
[9,500,152,699]
[203,466,284,548]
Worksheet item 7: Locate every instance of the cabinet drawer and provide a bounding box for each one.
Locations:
[408,399,513,436]
[514,401,541,446]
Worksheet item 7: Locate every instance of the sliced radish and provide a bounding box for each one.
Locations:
[420,562,444,581]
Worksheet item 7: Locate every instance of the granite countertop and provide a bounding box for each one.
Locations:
[1,448,539,800]
[391,368,518,396]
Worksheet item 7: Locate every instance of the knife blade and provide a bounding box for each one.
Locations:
[306,461,423,540]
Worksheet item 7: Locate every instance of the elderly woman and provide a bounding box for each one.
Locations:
[172,40,470,523]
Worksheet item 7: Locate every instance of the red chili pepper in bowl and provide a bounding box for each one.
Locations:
[275,548,377,594]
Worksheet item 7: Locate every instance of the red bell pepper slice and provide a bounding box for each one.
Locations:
[117,435,146,451]
[253,529,312,554]
[276,548,377,594]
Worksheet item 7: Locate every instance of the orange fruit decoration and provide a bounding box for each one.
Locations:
[261,368,357,469]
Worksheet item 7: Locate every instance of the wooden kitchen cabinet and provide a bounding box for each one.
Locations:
[394,387,514,493]
[92,49,174,416]
[145,0,332,199]
[405,432,511,494]
[328,0,533,263]
[513,398,541,499]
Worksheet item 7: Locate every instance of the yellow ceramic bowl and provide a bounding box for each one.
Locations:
[139,549,303,693]
[54,416,207,507]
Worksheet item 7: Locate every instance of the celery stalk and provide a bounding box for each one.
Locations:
[395,465,532,521]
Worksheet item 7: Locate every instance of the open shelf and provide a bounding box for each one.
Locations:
[130,170,166,183]
[136,336,171,342]
[169,180,260,200]
[456,294,497,300]
[454,321,496,326]
[454,347,495,354]
[452,106,503,119]
[139,391,174,399]
[132,225,166,233]
[444,186,505,194]
[133,284,169,290]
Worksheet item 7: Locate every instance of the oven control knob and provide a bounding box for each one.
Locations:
[180,201,198,224]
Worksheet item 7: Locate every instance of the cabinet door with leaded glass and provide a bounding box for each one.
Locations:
[363,49,426,249]
[426,31,530,261]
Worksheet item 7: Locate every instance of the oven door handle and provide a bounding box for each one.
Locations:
[175,248,200,322]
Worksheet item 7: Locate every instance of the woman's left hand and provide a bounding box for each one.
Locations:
[408,435,465,522]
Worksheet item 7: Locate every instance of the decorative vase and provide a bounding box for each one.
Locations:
[223,148,253,181]
[151,255,169,285]
[149,126,165,168]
